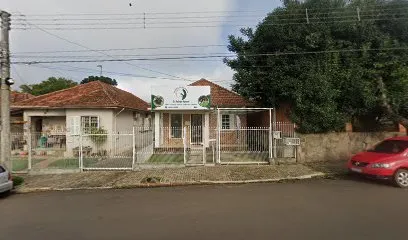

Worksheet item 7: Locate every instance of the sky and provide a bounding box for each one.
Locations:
[3,0,282,101]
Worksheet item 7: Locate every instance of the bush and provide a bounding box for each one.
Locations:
[12,176,24,187]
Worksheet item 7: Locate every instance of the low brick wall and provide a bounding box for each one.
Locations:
[297,132,406,162]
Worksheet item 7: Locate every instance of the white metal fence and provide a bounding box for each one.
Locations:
[8,121,298,172]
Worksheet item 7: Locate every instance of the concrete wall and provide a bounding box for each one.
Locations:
[114,110,134,133]
[297,132,407,162]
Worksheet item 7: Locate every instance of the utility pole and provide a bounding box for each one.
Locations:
[0,10,12,170]
[97,64,102,76]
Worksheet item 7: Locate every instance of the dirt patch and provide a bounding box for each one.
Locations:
[17,164,322,192]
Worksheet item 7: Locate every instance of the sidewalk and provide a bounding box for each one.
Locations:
[15,163,346,193]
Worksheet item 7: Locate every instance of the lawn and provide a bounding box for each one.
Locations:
[48,158,98,169]
[12,157,46,172]
[48,158,80,169]
[147,154,184,164]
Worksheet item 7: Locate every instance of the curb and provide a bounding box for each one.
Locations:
[14,172,326,194]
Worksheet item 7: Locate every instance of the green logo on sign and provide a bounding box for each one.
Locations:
[174,87,188,100]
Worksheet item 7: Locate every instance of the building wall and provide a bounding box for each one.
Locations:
[66,109,114,133]
[42,117,66,133]
[209,112,248,146]
[297,132,406,162]
[114,110,134,133]
[11,116,24,133]
[65,109,114,157]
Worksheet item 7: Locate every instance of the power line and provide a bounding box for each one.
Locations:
[12,9,408,25]
[10,3,408,17]
[18,63,233,83]
[11,47,408,64]
[11,52,234,58]
[12,16,408,30]
[11,10,268,17]
[29,64,194,82]
[18,17,193,81]
[12,44,228,54]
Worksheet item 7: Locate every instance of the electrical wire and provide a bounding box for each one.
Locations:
[19,63,233,83]
[10,47,408,64]
[12,16,408,30]
[18,18,194,82]
[12,44,228,54]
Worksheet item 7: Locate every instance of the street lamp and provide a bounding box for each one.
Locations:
[97,65,102,76]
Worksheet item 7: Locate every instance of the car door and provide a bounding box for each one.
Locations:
[0,166,8,184]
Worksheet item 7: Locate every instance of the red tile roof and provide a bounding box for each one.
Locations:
[12,81,149,111]
[189,79,253,107]
[11,92,34,103]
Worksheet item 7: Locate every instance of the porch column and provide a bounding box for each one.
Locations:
[154,112,160,147]
[204,112,210,148]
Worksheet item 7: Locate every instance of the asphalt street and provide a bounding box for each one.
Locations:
[1,178,407,240]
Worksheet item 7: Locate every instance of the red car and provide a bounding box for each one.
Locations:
[347,136,408,188]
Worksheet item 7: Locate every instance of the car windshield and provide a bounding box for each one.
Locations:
[369,140,408,154]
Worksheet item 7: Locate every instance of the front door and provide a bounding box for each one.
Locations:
[191,114,203,144]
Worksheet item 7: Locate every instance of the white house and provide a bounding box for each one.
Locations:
[12,81,150,157]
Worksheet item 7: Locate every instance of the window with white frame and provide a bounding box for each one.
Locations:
[170,114,182,138]
[222,114,231,129]
[81,116,99,133]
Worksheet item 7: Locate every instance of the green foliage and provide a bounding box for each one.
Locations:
[80,76,118,86]
[20,77,78,96]
[225,0,408,133]
[89,127,108,146]
[12,176,24,187]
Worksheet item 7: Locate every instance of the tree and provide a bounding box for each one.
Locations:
[80,76,118,86]
[225,0,408,133]
[20,77,78,96]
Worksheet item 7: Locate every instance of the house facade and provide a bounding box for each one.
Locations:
[152,79,265,149]
[12,81,150,157]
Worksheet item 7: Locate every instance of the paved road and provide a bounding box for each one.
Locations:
[1,178,407,240]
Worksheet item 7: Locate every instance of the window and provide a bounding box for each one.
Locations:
[81,116,99,133]
[369,140,408,154]
[170,114,182,138]
[222,114,230,129]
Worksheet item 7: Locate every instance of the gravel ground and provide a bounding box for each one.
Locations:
[16,165,321,191]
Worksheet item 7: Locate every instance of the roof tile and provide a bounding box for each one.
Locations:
[12,81,149,111]
[189,79,253,107]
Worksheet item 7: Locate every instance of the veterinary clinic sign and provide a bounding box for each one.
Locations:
[151,86,211,110]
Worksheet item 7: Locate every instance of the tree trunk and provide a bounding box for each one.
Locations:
[376,76,408,130]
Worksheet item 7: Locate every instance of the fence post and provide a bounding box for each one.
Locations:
[183,126,187,165]
[79,132,83,172]
[28,131,32,170]
[132,126,136,170]
[273,108,277,159]
[217,108,221,164]
[269,108,274,164]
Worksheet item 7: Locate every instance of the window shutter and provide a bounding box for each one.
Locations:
[71,116,80,135]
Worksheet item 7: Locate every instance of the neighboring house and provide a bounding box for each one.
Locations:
[12,81,150,157]
[9,92,35,133]
[152,79,287,149]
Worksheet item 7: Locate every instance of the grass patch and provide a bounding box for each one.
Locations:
[12,176,24,187]
[48,158,80,169]
[11,158,46,172]
[12,158,28,172]
[148,154,184,164]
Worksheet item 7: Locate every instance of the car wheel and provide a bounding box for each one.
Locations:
[394,169,408,188]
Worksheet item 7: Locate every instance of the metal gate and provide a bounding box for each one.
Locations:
[214,108,299,164]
